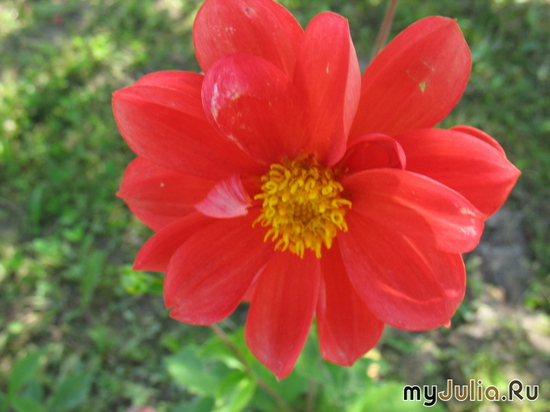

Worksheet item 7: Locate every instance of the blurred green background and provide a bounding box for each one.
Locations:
[0,0,549,411]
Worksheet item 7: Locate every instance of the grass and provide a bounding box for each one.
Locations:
[0,0,549,411]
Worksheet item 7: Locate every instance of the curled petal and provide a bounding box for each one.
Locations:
[450,125,505,154]
[350,16,471,138]
[343,169,484,253]
[117,157,215,230]
[133,213,213,272]
[202,54,307,164]
[339,216,466,330]
[165,214,273,325]
[194,0,303,76]
[317,243,384,366]
[112,79,262,180]
[195,174,251,218]
[246,252,320,380]
[340,134,406,173]
[134,70,203,98]
[396,128,521,217]
[293,12,361,165]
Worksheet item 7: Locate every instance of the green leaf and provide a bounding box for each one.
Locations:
[348,382,446,412]
[199,335,244,371]
[165,346,223,397]
[0,391,7,412]
[8,352,42,398]
[46,371,93,412]
[249,359,307,406]
[28,184,45,232]
[172,397,215,412]
[294,330,335,387]
[11,396,44,412]
[121,266,163,296]
[21,378,45,404]
[80,250,105,308]
[248,390,278,412]
[213,371,256,412]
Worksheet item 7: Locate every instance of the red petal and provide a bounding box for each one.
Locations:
[339,133,406,173]
[350,17,471,138]
[133,213,213,272]
[317,243,384,366]
[245,252,320,380]
[134,71,203,98]
[339,217,466,330]
[112,81,261,180]
[202,54,307,164]
[193,0,303,77]
[165,214,273,325]
[195,174,251,218]
[117,157,215,230]
[343,169,484,253]
[396,128,521,217]
[241,272,259,302]
[293,12,361,165]
[450,125,505,155]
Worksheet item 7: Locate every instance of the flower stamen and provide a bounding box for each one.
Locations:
[254,155,351,258]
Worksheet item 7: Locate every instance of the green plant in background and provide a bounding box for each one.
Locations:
[163,325,445,412]
[0,352,93,412]
[1,0,549,411]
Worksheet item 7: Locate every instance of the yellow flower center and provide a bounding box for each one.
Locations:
[254,156,351,258]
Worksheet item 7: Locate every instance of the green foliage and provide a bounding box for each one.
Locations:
[0,352,93,412]
[46,371,93,412]
[121,266,164,296]
[164,325,442,412]
[1,0,549,411]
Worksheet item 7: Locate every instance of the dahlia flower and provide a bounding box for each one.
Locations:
[113,0,520,379]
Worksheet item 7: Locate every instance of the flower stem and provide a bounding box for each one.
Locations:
[305,379,317,412]
[207,324,295,412]
[371,0,400,58]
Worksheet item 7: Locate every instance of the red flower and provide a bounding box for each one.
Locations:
[113,0,520,379]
